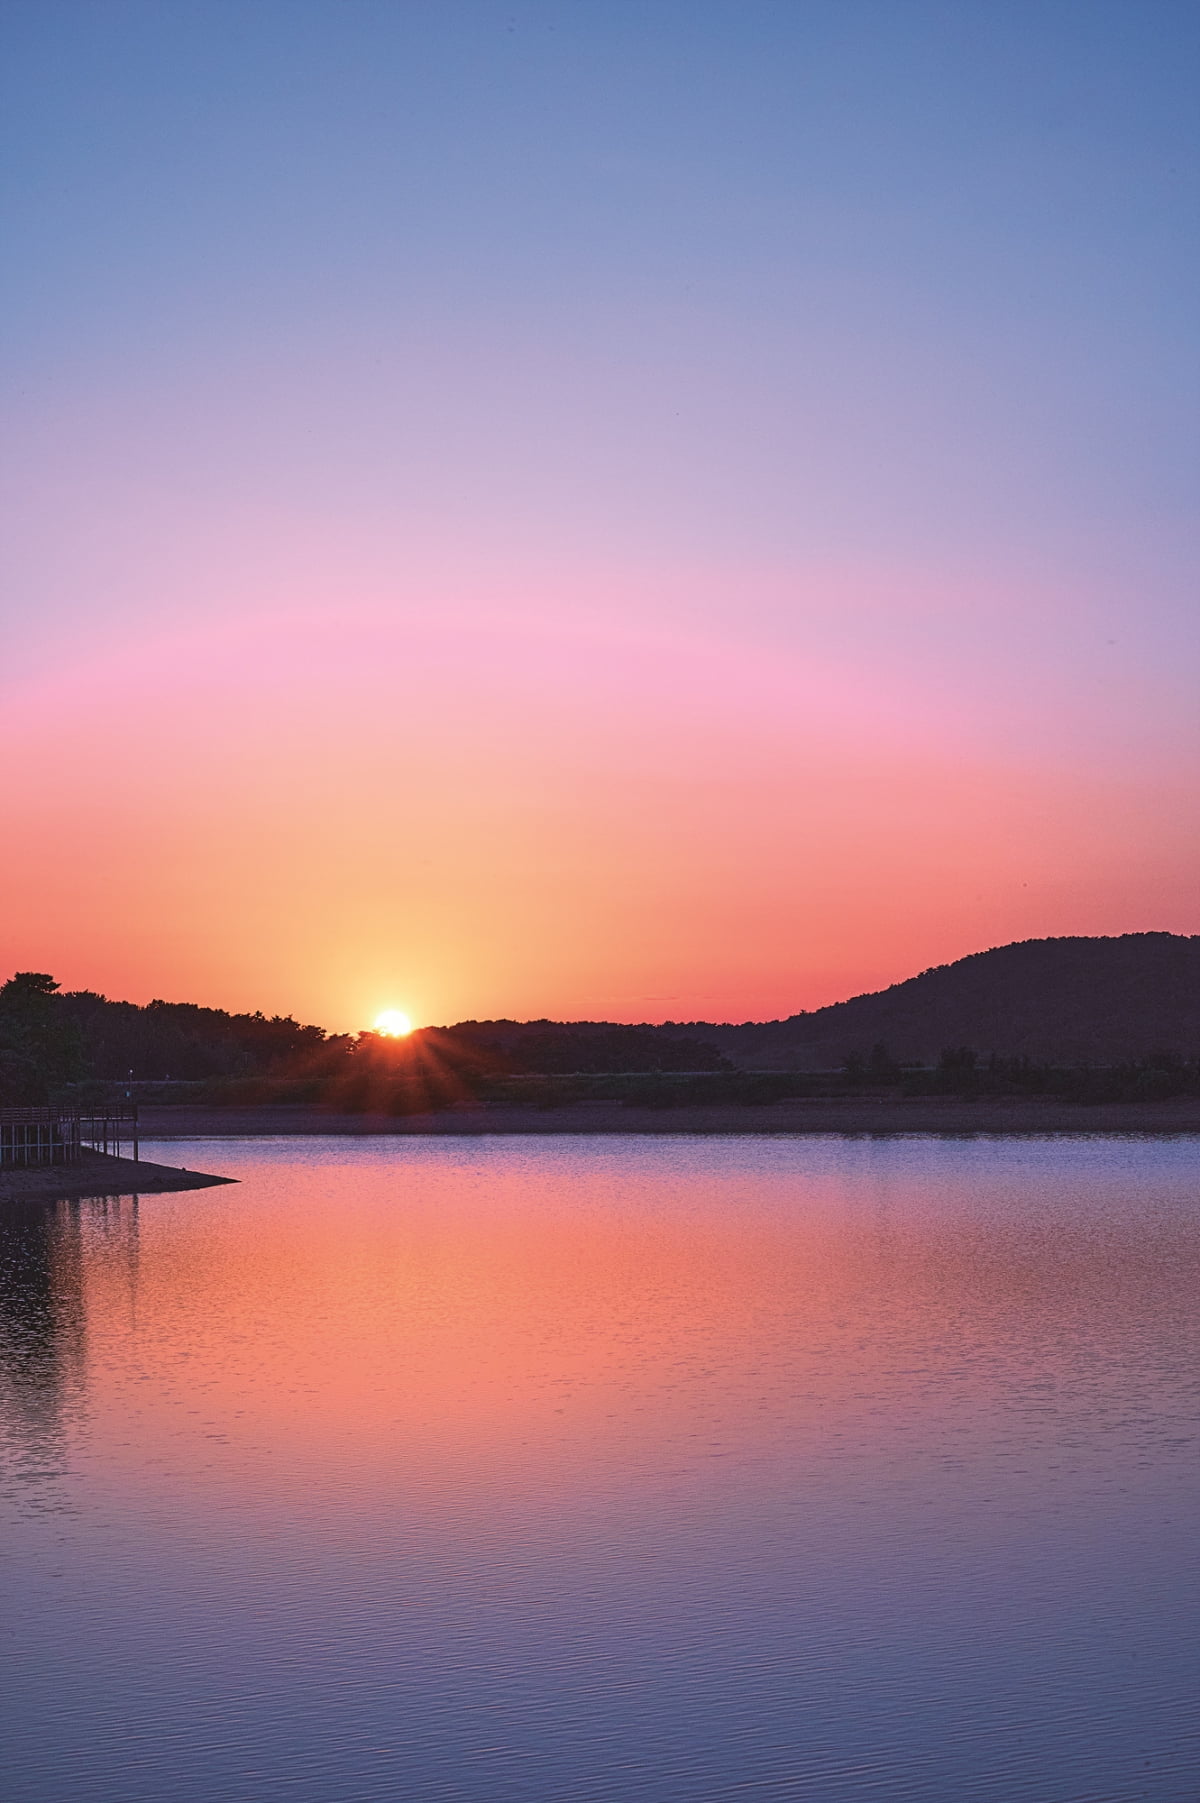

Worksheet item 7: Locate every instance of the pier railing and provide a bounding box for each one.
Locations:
[79,1108,139,1162]
[0,1106,139,1167]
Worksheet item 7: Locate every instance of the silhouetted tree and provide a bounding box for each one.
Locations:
[0,974,88,1103]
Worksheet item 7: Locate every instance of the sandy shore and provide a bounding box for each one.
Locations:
[139,1098,1200,1139]
[0,1148,236,1204]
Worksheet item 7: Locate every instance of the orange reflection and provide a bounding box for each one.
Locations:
[65,1148,1200,1530]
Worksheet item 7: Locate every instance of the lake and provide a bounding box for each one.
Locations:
[2,1134,1198,1801]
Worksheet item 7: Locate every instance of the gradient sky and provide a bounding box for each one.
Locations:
[2,1,1197,1029]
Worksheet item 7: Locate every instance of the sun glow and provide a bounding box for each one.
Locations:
[374,1009,413,1037]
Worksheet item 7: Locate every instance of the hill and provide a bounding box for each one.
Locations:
[694,934,1200,1070]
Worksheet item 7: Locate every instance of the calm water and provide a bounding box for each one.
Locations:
[1,1135,1198,1802]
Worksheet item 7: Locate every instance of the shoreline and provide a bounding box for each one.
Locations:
[138,1098,1200,1139]
[0,1148,236,1205]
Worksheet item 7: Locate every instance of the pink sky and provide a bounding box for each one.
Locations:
[3,591,1194,1030]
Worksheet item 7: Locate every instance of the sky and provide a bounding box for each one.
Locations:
[2,0,1197,1030]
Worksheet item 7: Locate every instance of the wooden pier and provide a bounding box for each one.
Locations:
[0,1106,139,1167]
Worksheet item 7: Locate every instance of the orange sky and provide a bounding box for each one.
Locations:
[2,601,1194,1030]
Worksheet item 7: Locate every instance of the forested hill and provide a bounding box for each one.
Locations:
[697,934,1200,1069]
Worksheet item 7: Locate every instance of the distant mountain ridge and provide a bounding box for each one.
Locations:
[692,934,1200,1069]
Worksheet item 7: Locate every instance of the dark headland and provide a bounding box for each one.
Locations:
[0,1148,235,1205]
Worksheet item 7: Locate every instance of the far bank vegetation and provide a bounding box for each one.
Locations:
[3,932,1200,1115]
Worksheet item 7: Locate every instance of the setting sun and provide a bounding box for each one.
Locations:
[374,1009,413,1037]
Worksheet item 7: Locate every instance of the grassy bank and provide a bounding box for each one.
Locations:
[137,1095,1200,1139]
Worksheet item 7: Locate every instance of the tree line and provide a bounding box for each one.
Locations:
[4,974,1196,1111]
[838,1041,1200,1103]
[0,975,730,1108]
[0,972,349,1104]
